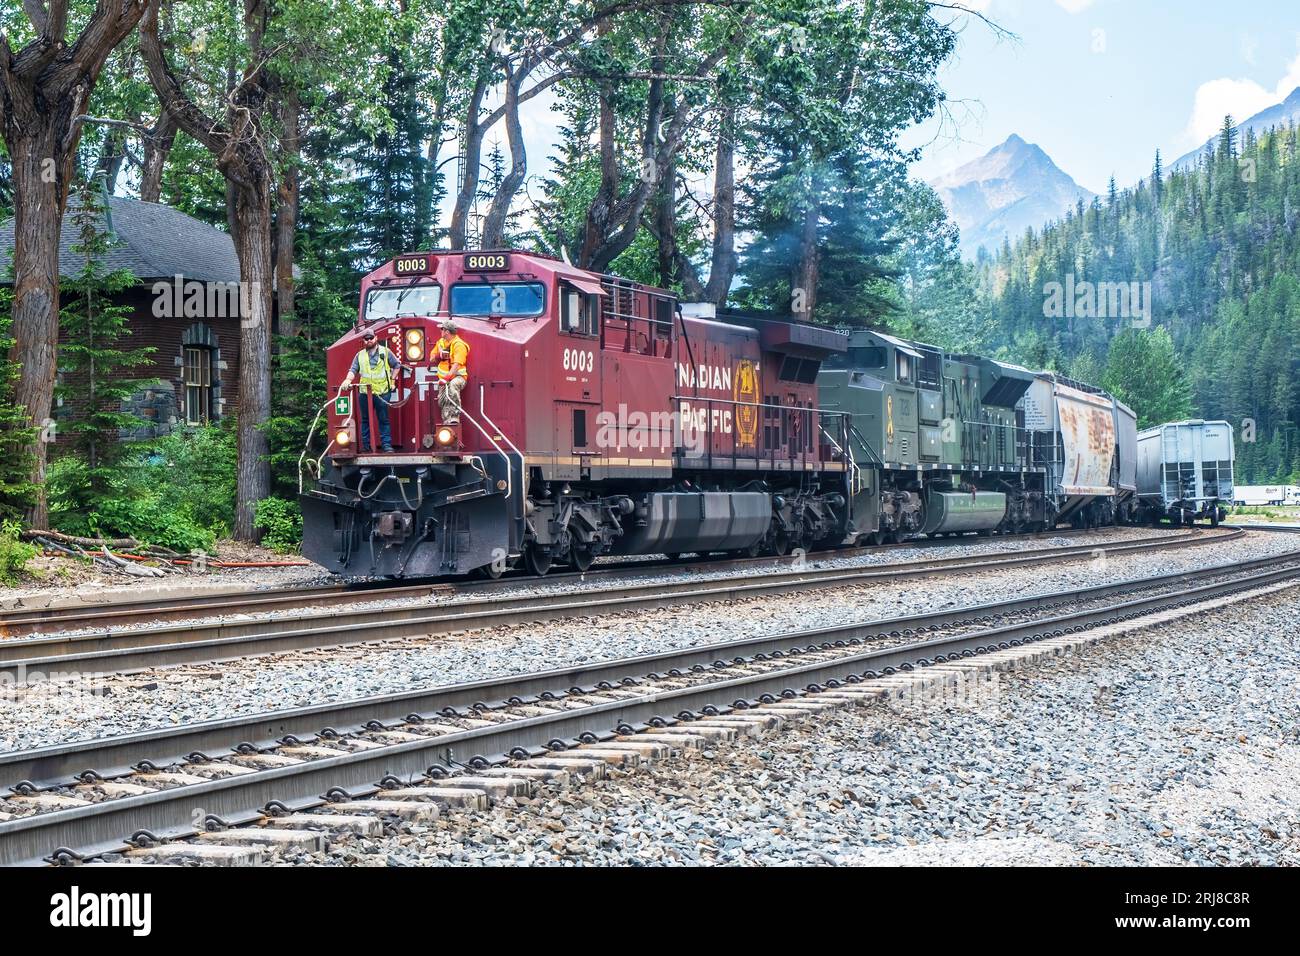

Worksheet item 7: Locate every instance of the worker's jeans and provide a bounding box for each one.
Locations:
[439,376,466,424]
[359,391,392,451]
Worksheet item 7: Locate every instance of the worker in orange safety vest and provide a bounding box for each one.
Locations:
[434,318,470,425]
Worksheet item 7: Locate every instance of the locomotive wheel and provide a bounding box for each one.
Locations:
[523,544,552,577]
[768,532,790,557]
[871,530,887,546]
[475,562,506,580]
[570,539,596,572]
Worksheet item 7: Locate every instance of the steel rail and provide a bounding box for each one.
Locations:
[2,551,1296,866]
[1,545,1287,791]
[0,530,1234,680]
[0,525,1172,637]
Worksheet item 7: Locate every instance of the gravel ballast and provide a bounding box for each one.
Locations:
[285,580,1300,866]
[3,529,1297,754]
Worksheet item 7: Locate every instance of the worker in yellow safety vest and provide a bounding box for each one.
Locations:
[434,318,470,425]
[341,330,403,451]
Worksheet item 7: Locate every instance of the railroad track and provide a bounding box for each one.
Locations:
[2,548,1295,867]
[0,525,1161,638]
[0,529,1237,681]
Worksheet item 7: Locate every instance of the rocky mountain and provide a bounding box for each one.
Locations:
[930,134,1096,259]
[1171,86,1300,171]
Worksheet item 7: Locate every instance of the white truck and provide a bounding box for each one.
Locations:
[1232,485,1300,506]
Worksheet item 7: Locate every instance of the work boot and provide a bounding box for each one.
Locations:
[382,443,394,452]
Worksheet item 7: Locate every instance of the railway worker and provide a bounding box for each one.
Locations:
[340,330,401,452]
[434,318,470,425]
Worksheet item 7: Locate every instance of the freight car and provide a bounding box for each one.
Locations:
[1020,372,1137,528]
[1135,419,1234,525]
[299,251,855,577]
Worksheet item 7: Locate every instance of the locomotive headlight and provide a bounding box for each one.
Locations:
[436,425,456,446]
[335,429,351,446]
[406,329,423,345]
[407,344,423,361]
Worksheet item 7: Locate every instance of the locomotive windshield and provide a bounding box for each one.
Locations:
[450,282,545,317]
[365,283,442,321]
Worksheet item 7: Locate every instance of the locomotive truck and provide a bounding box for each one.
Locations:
[300,250,1142,578]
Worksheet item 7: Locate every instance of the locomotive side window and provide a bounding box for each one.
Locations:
[896,351,913,384]
[450,282,545,317]
[561,287,597,336]
[364,283,441,321]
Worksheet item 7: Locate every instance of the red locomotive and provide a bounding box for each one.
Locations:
[300,250,855,577]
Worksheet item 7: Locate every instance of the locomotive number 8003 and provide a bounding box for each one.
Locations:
[464,253,510,271]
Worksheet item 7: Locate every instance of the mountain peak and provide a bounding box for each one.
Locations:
[930,136,1095,258]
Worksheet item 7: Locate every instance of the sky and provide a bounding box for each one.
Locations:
[909,0,1300,193]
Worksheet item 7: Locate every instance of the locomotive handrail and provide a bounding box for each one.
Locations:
[671,394,829,472]
[819,420,864,496]
[454,399,517,509]
[298,392,340,494]
[477,383,526,524]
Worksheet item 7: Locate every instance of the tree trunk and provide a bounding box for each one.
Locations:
[140,111,177,203]
[794,174,821,322]
[480,75,527,249]
[6,132,70,529]
[275,85,300,336]
[703,108,737,305]
[655,156,679,290]
[230,181,274,541]
[448,73,489,250]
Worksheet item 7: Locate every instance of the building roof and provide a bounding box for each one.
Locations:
[0,194,241,284]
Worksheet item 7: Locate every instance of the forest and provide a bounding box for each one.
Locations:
[0,0,1295,563]
[972,121,1300,484]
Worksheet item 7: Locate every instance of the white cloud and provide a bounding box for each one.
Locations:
[1055,0,1095,13]
[1185,43,1300,144]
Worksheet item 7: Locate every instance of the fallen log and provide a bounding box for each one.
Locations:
[21,530,139,549]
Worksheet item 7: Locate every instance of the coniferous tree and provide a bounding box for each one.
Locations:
[52,180,158,526]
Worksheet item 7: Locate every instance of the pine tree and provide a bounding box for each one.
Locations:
[52,180,158,525]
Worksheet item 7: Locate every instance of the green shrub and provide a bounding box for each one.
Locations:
[254,497,303,554]
[49,423,237,552]
[0,519,37,585]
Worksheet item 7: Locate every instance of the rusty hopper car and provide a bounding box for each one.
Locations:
[300,251,855,577]
[1136,419,1234,525]
[1021,373,1123,527]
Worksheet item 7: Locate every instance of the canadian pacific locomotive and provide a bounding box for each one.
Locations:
[299,250,1139,578]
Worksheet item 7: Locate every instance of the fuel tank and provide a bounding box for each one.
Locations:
[922,490,1007,535]
[616,491,771,554]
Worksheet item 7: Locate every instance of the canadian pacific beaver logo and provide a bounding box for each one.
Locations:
[734,359,758,447]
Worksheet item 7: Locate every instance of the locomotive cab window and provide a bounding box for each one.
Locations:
[848,346,887,369]
[450,282,545,317]
[364,282,441,322]
[896,351,913,384]
[560,286,597,336]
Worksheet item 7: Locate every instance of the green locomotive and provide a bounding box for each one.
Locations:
[819,329,1076,543]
